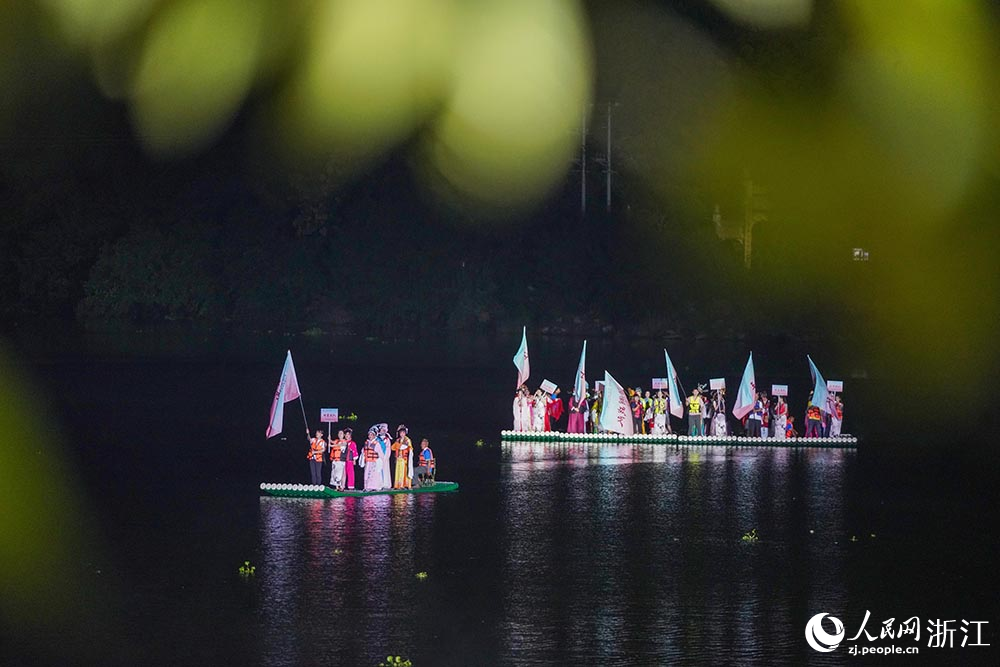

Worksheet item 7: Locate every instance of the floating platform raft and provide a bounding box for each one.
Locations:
[260,481,459,498]
[500,430,858,448]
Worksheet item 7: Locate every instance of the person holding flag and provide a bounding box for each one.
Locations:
[664,349,685,432]
[513,326,530,389]
[265,350,308,440]
[732,352,757,431]
[307,430,326,485]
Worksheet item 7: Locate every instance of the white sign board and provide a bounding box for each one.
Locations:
[651,378,668,389]
[540,379,558,394]
[320,408,339,423]
[709,378,726,390]
[827,380,843,392]
[771,384,788,397]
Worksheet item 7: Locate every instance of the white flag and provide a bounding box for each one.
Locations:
[513,326,530,389]
[599,371,634,435]
[732,352,756,420]
[266,350,302,438]
[574,340,587,400]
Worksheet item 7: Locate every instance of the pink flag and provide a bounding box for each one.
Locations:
[513,326,530,389]
[599,371,635,435]
[266,350,301,438]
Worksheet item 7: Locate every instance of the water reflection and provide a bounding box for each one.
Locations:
[499,442,855,665]
[258,494,435,666]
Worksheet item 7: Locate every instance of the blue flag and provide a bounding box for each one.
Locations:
[733,352,756,419]
[664,349,684,418]
[807,355,830,414]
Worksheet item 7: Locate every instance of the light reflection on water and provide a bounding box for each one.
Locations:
[499,443,854,665]
[257,444,856,665]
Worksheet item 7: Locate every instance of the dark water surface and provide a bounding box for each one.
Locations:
[2,330,996,665]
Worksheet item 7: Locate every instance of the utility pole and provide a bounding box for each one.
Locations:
[581,107,587,215]
[606,102,612,212]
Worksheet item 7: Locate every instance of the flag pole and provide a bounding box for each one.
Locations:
[299,395,309,440]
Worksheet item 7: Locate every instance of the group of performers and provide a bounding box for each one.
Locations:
[306,424,436,489]
[513,383,845,438]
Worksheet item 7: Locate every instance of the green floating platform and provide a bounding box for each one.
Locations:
[500,430,858,449]
[260,481,459,498]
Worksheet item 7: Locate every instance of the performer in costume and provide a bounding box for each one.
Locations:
[343,427,358,490]
[830,395,844,436]
[773,395,787,442]
[376,424,392,490]
[567,391,587,433]
[392,425,414,489]
[652,390,667,435]
[531,390,546,432]
[329,429,346,489]
[517,386,532,431]
[545,388,564,432]
[362,428,381,490]
[307,430,326,485]
[711,389,728,436]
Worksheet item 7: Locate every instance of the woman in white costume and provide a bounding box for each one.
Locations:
[531,389,546,432]
[711,389,728,436]
[652,390,668,435]
[829,395,843,436]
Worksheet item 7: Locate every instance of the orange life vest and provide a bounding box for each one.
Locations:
[807,405,821,420]
[364,444,379,462]
[308,438,326,461]
[393,436,412,457]
[329,439,343,461]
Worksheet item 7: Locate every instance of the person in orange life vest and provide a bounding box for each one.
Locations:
[307,430,327,485]
[414,438,435,486]
[392,425,414,489]
[329,429,346,490]
[361,428,382,491]
[343,427,359,490]
[785,416,797,438]
[804,392,823,437]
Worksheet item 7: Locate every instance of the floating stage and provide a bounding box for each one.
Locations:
[500,430,858,448]
[260,481,460,498]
